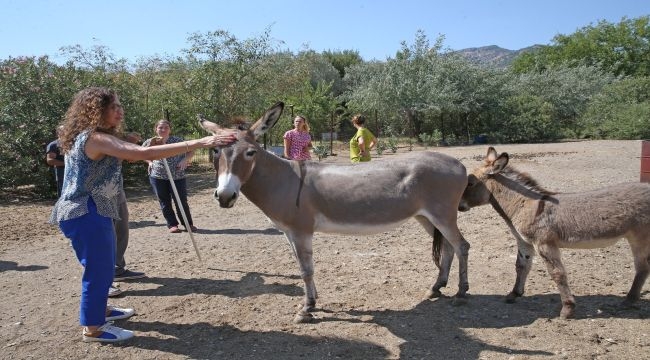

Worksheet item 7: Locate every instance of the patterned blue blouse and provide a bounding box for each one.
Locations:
[49,131,122,223]
[141,135,188,180]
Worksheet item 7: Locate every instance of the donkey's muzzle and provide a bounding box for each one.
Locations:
[457,201,471,212]
[214,189,238,208]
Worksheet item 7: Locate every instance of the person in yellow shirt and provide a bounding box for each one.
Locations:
[349,114,377,163]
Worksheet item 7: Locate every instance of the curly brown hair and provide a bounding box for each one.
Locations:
[351,114,366,126]
[59,87,122,152]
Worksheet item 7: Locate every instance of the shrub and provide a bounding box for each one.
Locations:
[375,141,386,156]
[313,143,329,161]
[387,136,398,153]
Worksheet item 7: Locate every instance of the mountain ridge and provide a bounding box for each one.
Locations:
[453,44,543,68]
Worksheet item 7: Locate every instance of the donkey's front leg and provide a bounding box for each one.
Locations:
[287,232,317,323]
[506,239,535,303]
[536,242,575,319]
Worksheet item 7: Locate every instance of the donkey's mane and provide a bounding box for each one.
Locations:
[230,116,251,130]
[500,166,557,197]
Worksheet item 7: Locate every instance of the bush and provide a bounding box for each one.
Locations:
[387,136,398,153]
[418,129,442,147]
[375,141,386,156]
[313,143,329,161]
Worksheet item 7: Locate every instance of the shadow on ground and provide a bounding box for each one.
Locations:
[0,260,48,272]
[122,272,303,298]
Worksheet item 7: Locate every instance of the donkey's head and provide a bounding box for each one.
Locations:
[199,102,284,208]
[458,146,509,211]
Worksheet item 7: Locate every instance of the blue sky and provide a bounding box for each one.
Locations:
[1,0,648,62]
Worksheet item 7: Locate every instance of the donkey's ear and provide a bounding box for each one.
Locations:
[489,152,509,174]
[486,147,498,163]
[198,114,223,134]
[251,102,284,139]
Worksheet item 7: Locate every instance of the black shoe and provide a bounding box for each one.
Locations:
[114,270,146,282]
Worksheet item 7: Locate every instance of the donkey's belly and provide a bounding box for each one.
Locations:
[558,237,622,249]
[313,213,409,235]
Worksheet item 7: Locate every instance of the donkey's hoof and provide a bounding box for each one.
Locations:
[426,289,442,299]
[621,298,639,309]
[293,312,314,324]
[559,307,575,319]
[505,293,519,304]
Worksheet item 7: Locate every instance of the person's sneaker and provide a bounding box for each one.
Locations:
[169,226,181,233]
[108,285,122,297]
[105,305,135,321]
[82,321,134,343]
[114,270,146,282]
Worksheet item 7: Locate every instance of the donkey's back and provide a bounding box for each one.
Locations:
[304,151,467,226]
[548,182,650,249]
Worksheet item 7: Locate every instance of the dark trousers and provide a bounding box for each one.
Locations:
[149,177,193,228]
[113,190,129,275]
[55,166,65,198]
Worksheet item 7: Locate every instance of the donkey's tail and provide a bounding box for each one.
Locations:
[432,228,443,269]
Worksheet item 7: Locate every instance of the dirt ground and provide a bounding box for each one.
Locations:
[1,140,649,360]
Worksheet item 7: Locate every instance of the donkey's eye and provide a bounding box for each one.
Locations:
[212,148,220,156]
[467,175,478,187]
[245,149,257,157]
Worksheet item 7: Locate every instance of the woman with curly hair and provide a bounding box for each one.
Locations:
[50,87,236,343]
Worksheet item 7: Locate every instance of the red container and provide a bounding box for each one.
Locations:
[642,140,650,183]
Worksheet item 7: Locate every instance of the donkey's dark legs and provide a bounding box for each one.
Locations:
[416,217,454,298]
[430,229,455,298]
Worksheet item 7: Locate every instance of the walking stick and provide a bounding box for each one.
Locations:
[161,158,202,262]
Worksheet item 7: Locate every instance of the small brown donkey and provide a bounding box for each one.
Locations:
[459,147,650,319]
[199,102,470,323]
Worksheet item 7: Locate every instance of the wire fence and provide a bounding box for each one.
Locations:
[189,146,213,166]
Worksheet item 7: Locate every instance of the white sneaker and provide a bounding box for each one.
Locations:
[108,285,122,297]
[105,305,135,321]
[82,322,134,343]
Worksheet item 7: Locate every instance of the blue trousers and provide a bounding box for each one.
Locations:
[149,177,193,228]
[59,198,115,326]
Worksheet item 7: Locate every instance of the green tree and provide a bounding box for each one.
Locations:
[501,94,556,142]
[512,16,650,77]
[0,57,77,195]
[506,65,614,139]
[282,80,338,144]
[182,28,281,122]
[322,49,363,79]
[581,76,650,139]
[343,30,456,138]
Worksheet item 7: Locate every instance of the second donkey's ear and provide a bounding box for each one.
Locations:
[488,152,509,174]
[486,147,498,163]
[251,102,284,139]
